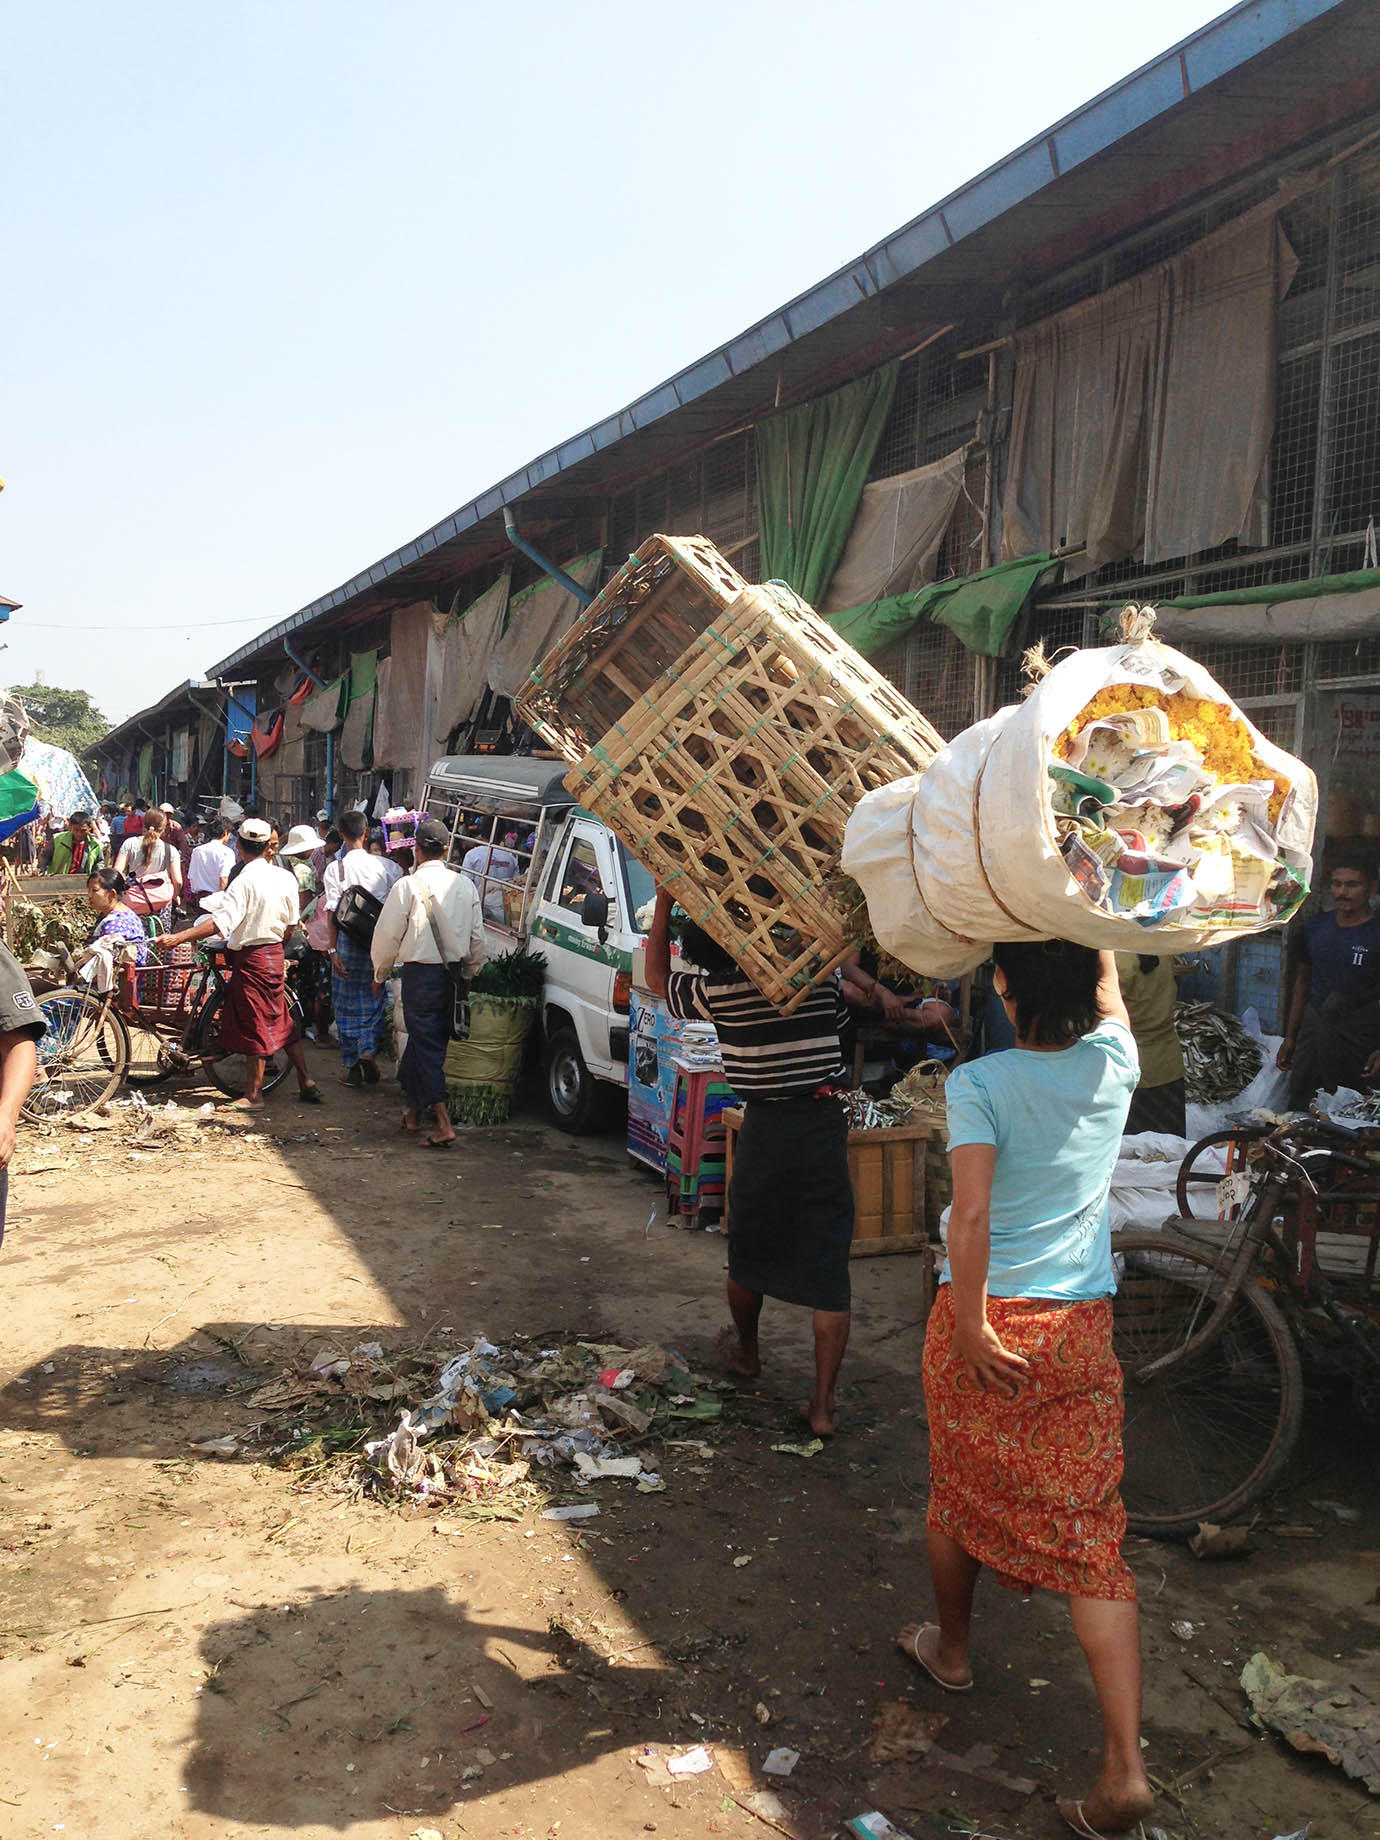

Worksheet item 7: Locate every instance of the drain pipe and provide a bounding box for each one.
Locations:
[502,506,593,606]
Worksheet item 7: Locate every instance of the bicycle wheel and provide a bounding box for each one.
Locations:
[25,990,130,1119]
[1175,1128,1271,1220]
[192,989,302,1098]
[1112,1229,1303,1537]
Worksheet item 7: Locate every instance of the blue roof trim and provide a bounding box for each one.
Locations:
[209,0,1350,679]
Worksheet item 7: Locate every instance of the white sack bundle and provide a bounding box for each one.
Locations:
[841,632,1316,978]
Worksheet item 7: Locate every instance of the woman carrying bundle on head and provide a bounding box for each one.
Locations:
[896,941,1152,1840]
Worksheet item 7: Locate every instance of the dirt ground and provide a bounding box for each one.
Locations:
[2,1039,1377,1840]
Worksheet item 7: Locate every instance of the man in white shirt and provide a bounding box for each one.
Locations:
[187,817,237,908]
[371,817,485,1148]
[160,818,324,1111]
[322,811,401,1087]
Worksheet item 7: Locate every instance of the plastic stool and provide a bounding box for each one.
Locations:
[665,1063,730,1224]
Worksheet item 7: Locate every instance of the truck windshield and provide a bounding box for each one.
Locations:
[619,843,656,933]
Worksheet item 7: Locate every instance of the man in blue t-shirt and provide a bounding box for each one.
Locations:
[1278,854,1380,1108]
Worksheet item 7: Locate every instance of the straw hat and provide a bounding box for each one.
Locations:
[278,822,324,857]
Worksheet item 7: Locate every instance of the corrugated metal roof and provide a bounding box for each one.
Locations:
[210,0,1365,679]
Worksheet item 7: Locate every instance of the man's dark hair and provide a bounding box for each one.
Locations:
[238,835,268,860]
[992,939,1100,1047]
[340,811,369,843]
[680,919,738,977]
[70,810,91,826]
[1331,851,1377,882]
[324,827,341,848]
[134,799,148,811]
[211,817,231,840]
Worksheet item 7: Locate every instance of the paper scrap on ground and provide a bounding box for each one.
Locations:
[540,1502,599,1522]
[770,1438,824,1458]
[762,1747,799,1776]
[845,1814,915,1840]
[1242,1652,1380,1793]
[667,1745,713,1776]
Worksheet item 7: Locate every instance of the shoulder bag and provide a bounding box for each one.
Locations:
[335,881,383,948]
[412,875,471,1041]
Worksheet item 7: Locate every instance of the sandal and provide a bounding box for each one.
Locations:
[895,1624,973,1693]
[422,1135,455,1150]
[297,1085,324,1105]
[340,1064,364,1088]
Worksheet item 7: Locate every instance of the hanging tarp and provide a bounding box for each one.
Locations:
[1150,567,1380,645]
[22,738,101,822]
[435,572,510,744]
[339,650,378,771]
[827,553,1059,659]
[0,769,40,841]
[756,365,899,606]
[1004,199,1299,569]
[372,601,432,774]
[488,554,603,702]
[823,446,968,612]
[300,674,346,734]
[136,741,154,798]
[250,713,284,759]
[171,727,191,782]
[225,687,255,748]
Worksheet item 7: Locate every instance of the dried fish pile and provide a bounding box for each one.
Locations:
[1174,1000,1263,1103]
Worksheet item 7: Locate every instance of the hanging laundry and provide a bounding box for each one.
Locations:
[250,713,284,759]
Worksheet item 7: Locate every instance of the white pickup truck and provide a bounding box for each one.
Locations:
[424,755,656,1132]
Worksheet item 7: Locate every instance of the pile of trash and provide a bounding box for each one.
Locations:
[1052,689,1301,931]
[250,1332,724,1511]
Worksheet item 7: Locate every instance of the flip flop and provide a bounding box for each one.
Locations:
[340,1065,364,1088]
[422,1135,455,1150]
[1057,1799,1150,1839]
[296,1085,324,1105]
[895,1624,973,1693]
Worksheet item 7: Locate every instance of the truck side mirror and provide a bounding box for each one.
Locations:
[581,889,609,941]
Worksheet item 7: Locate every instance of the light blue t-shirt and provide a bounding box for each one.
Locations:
[942,1019,1139,1301]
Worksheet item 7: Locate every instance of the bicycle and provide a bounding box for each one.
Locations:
[1110,1116,1380,1537]
[24,940,305,1119]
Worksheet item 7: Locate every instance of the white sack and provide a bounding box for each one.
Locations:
[842,636,1316,977]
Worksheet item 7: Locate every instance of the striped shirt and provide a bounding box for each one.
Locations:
[665,968,849,1100]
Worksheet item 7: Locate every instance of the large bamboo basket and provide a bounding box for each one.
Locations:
[518,533,749,761]
[565,580,945,1012]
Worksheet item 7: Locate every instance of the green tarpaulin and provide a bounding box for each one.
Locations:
[756,364,899,608]
[1165,565,1380,608]
[826,553,1059,659]
[0,768,39,828]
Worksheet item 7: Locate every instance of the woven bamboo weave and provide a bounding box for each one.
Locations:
[565,581,945,1013]
[517,533,750,761]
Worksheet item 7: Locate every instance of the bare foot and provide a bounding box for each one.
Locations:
[715,1325,760,1379]
[802,1398,837,1437]
[1057,1782,1154,1838]
[401,1110,420,1135]
[895,1622,973,1691]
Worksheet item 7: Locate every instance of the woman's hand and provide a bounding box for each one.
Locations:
[953,1317,1030,1397]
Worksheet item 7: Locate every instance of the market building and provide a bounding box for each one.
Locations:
[98,0,1380,1026]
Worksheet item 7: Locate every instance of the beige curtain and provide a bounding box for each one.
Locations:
[430,571,511,751]
[486,552,603,701]
[371,601,433,774]
[1003,200,1298,569]
[823,446,968,611]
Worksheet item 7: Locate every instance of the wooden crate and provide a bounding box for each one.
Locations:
[722,1107,934,1257]
[518,533,750,762]
[564,579,944,1012]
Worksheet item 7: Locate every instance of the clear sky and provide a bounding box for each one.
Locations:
[6,0,1237,722]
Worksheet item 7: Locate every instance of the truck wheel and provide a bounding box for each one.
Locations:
[544,1027,610,1135]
